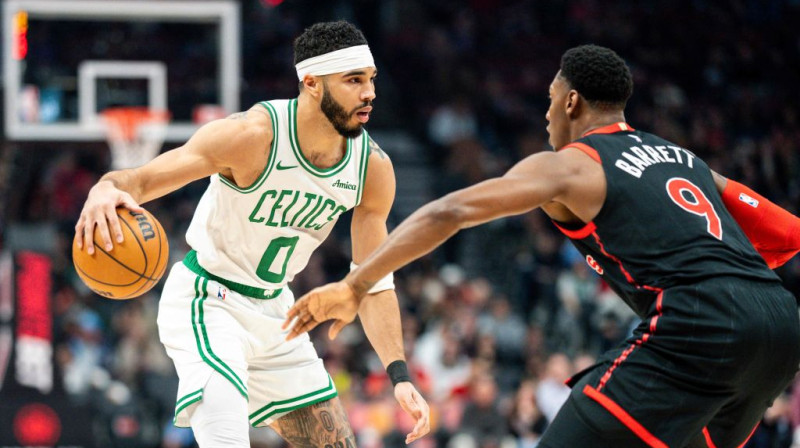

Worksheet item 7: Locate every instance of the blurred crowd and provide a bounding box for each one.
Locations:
[3,1,800,447]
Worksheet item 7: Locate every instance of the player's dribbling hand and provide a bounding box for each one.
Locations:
[74,180,144,255]
[394,382,431,444]
[283,281,360,340]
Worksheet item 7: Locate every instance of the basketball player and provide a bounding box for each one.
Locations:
[74,21,430,447]
[285,45,800,447]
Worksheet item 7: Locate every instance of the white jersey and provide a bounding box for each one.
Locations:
[184,99,371,297]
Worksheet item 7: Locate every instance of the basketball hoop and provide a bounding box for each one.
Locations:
[102,107,170,170]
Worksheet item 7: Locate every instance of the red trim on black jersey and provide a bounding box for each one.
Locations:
[737,423,760,448]
[597,290,664,391]
[592,233,665,391]
[560,228,667,392]
[597,335,649,391]
[552,220,597,240]
[559,142,602,163]
[592,232,636,285]
[591,231,661,292]
[648,290,665,334]
[703,422,760,448]
[583,385,668,448]
[703,427,718,448]
[583,122,635,136]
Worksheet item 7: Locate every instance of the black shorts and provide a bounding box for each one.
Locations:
[539,277,800,448]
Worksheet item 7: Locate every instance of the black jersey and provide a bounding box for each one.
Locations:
[553,122,780,317]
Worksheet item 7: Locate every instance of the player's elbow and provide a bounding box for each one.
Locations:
[426,195,469,229]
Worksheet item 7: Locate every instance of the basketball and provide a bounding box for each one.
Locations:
[72,207,169,300]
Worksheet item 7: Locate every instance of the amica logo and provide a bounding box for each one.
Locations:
[332,179,357,190]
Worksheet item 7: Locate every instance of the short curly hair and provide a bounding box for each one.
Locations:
[293,21,368,65]
[559,45,633,110]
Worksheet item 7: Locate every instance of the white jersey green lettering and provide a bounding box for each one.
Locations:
[184,99,371,296]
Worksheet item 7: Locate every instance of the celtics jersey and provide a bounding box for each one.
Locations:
[184,99,371,297]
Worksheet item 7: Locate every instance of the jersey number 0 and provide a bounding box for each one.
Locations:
[256,236,299,283]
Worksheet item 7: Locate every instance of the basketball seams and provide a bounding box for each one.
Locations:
[73,207,169,299]
[74,262,144,287]
[89,210,158,283]
[118,211,150,276]
[92,243,159,282]
[75,263,147,299]
[124,211,168,298]
[150,214,164,278]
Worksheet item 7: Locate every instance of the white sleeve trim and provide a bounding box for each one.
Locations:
[350,262,395,294]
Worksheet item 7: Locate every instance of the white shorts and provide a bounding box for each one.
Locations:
[157,262,336,428]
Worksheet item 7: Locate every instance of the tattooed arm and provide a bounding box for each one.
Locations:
[368,135,388,160]
[269,397,356,448]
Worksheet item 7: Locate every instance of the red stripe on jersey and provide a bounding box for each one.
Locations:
[598,291,663,391]
[583,122,635,136]
[737,423,760,448]
[583,385,668,448]
[552,220,597,240]
[705,423,760,448]
[597,340,638,390]
[592,232,636,284]
[591,231,662,292]
[561,142,602,163]
[703,427,717,448]
[649,291,664,334]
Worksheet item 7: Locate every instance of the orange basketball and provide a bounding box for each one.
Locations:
[72,207,169,300]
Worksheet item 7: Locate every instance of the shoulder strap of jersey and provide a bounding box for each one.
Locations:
[560,141,601,163]
[356,129,371,206]
[215,101,280,193]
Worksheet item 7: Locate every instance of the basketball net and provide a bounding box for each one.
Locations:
[102,107,170,170]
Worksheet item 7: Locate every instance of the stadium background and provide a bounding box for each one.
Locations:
[1,0,800,447]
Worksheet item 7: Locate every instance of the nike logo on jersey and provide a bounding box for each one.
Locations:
[332,179,357,190]
[276,161,298,170]
[628,135,642,143]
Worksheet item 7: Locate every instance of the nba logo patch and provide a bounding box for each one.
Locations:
[738,193,759,208]
[217,287,227,300]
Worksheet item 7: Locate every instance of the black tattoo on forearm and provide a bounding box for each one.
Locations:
[272,398,356,448]
[369,137,387,160]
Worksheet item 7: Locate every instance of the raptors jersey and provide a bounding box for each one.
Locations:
[553,122,780,317]
[184,99,371,296]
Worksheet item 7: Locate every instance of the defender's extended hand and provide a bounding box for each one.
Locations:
[394,382,431,444]
[283,281,360,340]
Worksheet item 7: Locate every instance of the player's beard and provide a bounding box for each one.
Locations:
[321,83,366,139]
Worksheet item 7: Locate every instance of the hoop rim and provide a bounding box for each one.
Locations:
[102,106,171,141]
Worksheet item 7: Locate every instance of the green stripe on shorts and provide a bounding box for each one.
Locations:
[248,376,338,426]
[191,276,248,398]
[174,389,203,423]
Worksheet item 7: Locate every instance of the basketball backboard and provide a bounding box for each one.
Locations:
[3,0,240,142]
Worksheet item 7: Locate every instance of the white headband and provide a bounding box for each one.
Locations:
[295,45,375,81]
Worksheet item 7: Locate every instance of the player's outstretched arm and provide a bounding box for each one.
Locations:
[284,149,591,336]
[75,105,273,255]
[712,171,800,268]
[344,149,576,297]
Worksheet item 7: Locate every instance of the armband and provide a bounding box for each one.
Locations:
[350,262,395,293]
[386,360,411,386]
[722,179,800,268]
